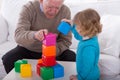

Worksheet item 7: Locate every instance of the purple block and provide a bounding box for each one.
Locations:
[43,33,56,46]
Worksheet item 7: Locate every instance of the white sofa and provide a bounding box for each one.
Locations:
[0,0,120,79]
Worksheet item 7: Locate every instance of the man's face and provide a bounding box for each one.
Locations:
[41,0,63,19]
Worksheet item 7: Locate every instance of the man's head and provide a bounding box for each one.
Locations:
[40,0,64,19]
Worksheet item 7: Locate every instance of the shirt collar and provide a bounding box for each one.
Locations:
[83,36,90,40]
[40,3,43,12]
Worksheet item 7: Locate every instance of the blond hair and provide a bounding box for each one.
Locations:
[73,8,102,38]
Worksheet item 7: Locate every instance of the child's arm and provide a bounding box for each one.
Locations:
[71,25,83,41]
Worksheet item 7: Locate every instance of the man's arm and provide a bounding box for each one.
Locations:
[15,2,37,46]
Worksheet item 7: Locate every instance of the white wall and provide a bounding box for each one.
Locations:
[0,0,2,9]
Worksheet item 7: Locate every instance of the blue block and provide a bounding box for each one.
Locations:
[52,63,64,78]
[57,21,71,35]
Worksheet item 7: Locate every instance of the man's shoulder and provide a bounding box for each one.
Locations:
[59,4,71,15]
[23,0,39,10]
[62,4,70,11]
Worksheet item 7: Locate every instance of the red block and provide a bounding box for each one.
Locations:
[36,59,44,76]
[42,55,56,67]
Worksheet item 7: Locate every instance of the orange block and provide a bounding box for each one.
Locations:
[42,44,56,56]
[38,59,43,64]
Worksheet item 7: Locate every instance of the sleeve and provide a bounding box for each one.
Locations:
[14,3,37,46]
[56,6,72,56]
[71,25,83,41]
[77,46,96,80]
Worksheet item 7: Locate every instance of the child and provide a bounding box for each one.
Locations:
[63,9,102,80]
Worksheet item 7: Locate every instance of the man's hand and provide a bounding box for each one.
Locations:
[34,29,48,41]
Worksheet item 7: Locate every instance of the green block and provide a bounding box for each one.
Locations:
[14,60,28,73]
[41,67,54,80]
[22,60,28,63]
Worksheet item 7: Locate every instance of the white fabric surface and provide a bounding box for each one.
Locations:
[1,0,33,42]
[0,14,8,44]
[98,15,120,58]
[99,54,120,75]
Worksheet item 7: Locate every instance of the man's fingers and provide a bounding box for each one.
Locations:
[43,29,48,35]
[34,29,48,41]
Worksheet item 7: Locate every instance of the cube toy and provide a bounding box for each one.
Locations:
[14,60,28,73]
[20,64,32,77]
[36,59,44,75]
[52,63,64,78]
[42,55,56,66]
[36,64,42,76]
[37,59,43,64]
[57,21,71,35]
[41,67,54,80]
[42,44,56,56]
[43,33,56,46]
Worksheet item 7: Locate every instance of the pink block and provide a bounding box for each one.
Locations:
[43,33,56,46]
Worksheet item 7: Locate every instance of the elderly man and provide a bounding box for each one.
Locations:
[2,0,76,73]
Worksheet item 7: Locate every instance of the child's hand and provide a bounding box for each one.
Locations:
[62,19,73,26]
[69,75,78,80]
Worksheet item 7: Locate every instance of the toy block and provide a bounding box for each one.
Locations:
[42,44,56,56]
[36,59,45,76]
[41,67,54,80]
[43,33,56,46]
[37,59,43,64]
[42,55,56,66]
[57,21,71,35]
[14,60,28,73]
[36,63,43,76]
[52,63,64,78]
[20,64,32,77]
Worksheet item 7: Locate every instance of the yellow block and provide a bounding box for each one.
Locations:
[20,64,32,77]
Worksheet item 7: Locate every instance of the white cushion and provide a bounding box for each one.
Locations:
[98,15,120,58]
[1,0,33,42]
[0,14,8,44]
[0,41,17,63]
[99,54,120,75]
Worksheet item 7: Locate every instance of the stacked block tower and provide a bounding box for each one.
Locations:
[36,33,64,80]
